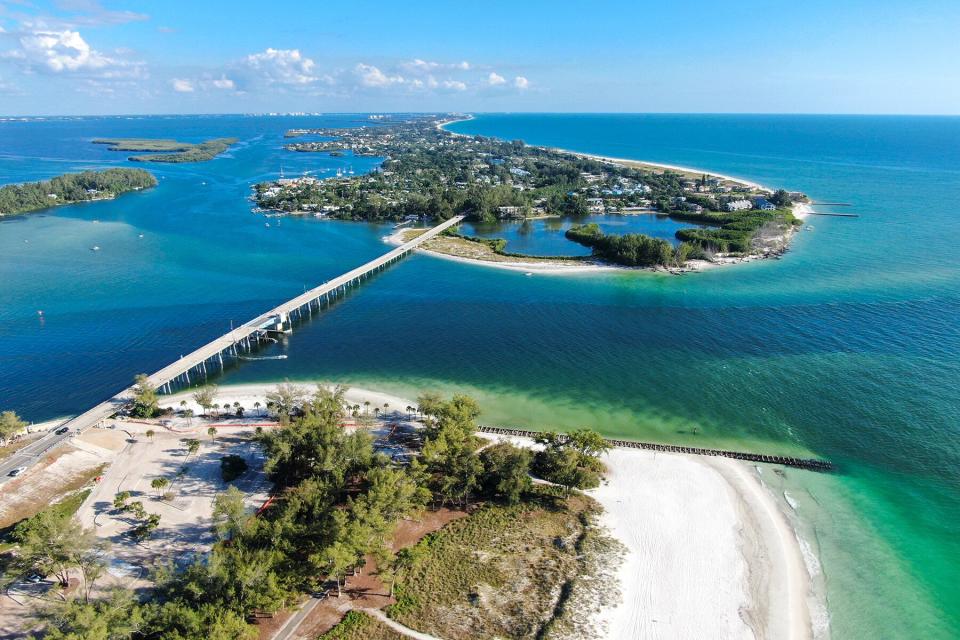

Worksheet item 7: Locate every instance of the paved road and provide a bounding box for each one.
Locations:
[0,425,72,484]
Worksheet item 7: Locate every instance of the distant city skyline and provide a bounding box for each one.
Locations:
[1,0,958,115]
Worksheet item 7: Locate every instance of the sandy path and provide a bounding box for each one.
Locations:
[363,608,445,640]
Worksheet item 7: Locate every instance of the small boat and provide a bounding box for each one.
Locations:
[805,225,814,231]
[525,272,533,276]
[238,354,288,361]
[265,222,271,228]
[138,233,144,238]
[91,246,100,251]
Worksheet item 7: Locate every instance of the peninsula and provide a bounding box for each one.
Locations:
[0,168,157,218]
[0,383,817,640]
[253,114,806,270]
[93,137,238,163]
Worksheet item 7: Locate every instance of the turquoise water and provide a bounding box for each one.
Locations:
[1,114,959,638]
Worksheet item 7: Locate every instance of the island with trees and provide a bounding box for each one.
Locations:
[253,114,806,269]
[0,168,157,218]
[92,137,238,163]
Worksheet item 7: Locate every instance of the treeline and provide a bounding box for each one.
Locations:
[20,387,610,639]
[671,207,799,253]
[566,223,696,267]
[0,168,157,217]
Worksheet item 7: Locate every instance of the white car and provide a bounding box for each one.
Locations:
[8,467,27,477]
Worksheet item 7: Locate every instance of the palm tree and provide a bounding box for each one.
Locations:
[207,426,217,442]
[383,403,390,418]
[179,400,187,414]
[145,429,155,443]
[254,401,261,417]
[405,405,413,419]
[363,400,371,415]
[184,409,194,426]
[150,477,169,497]
[374,407,380,419]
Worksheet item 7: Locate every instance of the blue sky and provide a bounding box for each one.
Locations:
[1,0,958,115]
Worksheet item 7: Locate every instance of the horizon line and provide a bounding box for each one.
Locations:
[2,111,960,119]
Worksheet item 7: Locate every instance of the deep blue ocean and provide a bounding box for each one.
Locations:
[1,113,958,638]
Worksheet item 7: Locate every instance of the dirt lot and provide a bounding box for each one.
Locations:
[74,422,270,591]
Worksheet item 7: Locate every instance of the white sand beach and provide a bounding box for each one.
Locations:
[156,382,818,640]
[589,448,813,640]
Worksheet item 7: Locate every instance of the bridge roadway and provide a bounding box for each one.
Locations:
[0,217,462,482]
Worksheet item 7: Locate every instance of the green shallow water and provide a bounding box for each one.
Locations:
[2,114,958,637]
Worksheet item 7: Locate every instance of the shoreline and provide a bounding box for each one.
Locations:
[156,380,820,640]
[438,115,768,192]
[385,201,808,275]
[384,227,622,274]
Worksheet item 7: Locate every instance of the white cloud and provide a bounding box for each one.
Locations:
[487,71,506,86]
[241,48,318,85]
[442,79,467,91]
[355,63,405,88]
[514,76,529,89]
[210,75,235,90]
[4,29,139,76]
[171,78,194,92]
[400,58,470,74]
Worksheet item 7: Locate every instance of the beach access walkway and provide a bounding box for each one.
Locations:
[0,216,464,482]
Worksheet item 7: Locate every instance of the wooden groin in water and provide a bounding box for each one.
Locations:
[477,425,834,472]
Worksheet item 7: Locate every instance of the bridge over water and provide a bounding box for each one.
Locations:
[2,216,462,469]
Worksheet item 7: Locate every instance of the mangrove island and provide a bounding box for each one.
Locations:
[0,168,157,218]
[93,137,238,163]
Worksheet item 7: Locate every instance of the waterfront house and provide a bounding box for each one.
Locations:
[725,199,753,212]
[753,197,776,211]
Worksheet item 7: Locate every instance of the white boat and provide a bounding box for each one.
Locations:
[265,222,271,228]
[91,246,100,251]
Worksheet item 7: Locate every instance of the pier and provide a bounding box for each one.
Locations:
[477,425,834,472]
[806,211,860,218]
[53,216,464,436]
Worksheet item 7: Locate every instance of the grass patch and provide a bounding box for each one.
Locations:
[0,488,92,553]
[386,487,621,640]
[319,611,404,640]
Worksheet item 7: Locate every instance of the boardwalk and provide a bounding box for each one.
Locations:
[44,216,462,438]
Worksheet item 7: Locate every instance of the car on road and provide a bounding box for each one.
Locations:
[8,467,27,477]
[55,426,70,435]
[26,574,43,584]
